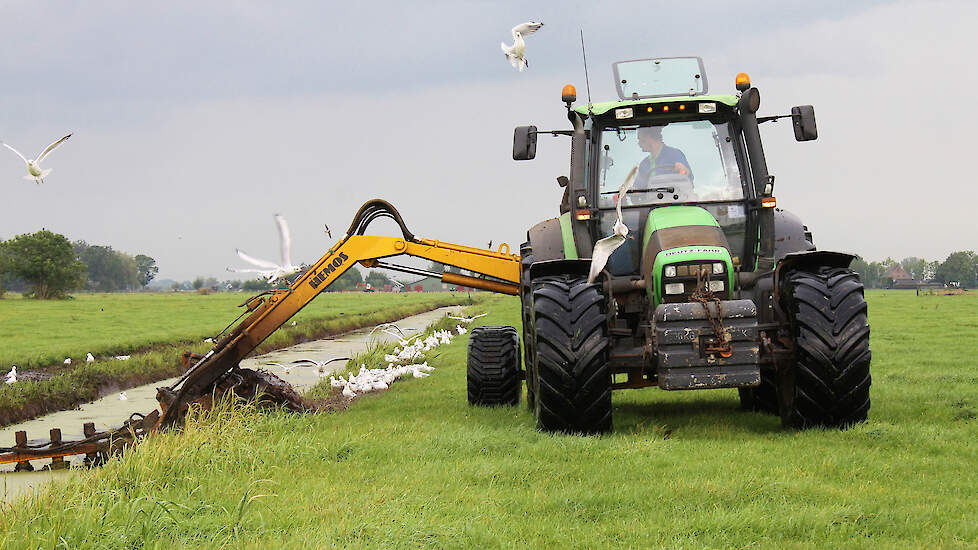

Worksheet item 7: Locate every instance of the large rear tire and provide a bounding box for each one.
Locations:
[531,274,612,434]
[778,266,871,429]
[467,326,521,406]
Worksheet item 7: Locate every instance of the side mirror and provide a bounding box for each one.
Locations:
[513,125,537,160]
[791,105,817,141]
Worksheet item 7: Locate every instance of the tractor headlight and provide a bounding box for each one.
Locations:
[664,265,677,278]
[713,262,724,275]
[665,283,685,295]
[708,280,725,292]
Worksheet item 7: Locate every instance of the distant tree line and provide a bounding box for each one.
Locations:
[851,251,978,289]
[0,230,158,299]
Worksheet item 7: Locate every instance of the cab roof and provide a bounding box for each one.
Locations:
[573,94,738,117]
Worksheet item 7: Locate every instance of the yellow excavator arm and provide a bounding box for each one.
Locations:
[156,199,521,427]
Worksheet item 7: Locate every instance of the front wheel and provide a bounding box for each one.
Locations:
[778,266,871,429]
[531,274,612,434]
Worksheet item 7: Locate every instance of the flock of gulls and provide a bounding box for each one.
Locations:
[261,312,487,400]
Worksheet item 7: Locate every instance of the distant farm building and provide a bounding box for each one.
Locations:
[883,264,943,291]
[884,265,916,289]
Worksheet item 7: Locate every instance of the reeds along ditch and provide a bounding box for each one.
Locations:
[0,294,483,427]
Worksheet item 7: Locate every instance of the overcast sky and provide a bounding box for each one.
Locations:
[1,1,975,281]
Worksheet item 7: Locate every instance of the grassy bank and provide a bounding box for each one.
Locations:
[0,292,478,426]
[0,292,469,369]
[0,292,976,548]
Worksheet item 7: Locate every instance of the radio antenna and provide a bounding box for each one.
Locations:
[580,29,593,116]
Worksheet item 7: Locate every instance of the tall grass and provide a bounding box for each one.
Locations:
[0,291,975,548]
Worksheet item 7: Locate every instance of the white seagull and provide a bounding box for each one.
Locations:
[588,165,637,283]
[447,312,489,323]
[368,323,404,337]
[291,357,351,377]
[266,361,297,374]
[86,352,95,363]
[5,366,17,385]
[1,133,72,184]
[228,214,302,283]
[118,392,128,401]
[501,21,544,72]
[63,358,72,365]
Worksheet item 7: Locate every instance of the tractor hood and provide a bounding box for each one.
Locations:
[639,206,734,305]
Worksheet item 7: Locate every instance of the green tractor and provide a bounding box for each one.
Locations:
[466,57,871,434]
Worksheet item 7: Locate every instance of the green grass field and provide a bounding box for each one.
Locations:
[0,291,474,426]
[1,291,976,548]
[0,292,465,369]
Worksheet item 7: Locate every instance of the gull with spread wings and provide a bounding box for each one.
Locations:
[501,21,544,72]
[228,214,302,282]
[2,133,72,184]
[588,166,637,283]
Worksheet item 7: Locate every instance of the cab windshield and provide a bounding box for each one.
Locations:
[597,120,745,208]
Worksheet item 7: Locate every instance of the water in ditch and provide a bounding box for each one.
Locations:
[0,305,462,502]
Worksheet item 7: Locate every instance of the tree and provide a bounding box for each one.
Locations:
[850,257,886,289]
[900,257,930,281]
[242,278,272,291]
[134,254,159,287]
[365,270,393,289]
[327,267,363,291]
[75,243,139,291]
[0,230,85,298]
[935,251,978,288]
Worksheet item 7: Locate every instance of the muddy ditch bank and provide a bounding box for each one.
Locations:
[0,305,465,503]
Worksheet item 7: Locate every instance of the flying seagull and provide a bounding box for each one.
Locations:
[228,214,301,282]
[2,133,72,184]
[447,312,489,323]
[291,357,351,377]
[588,165,637,283]
[501,21,543,72]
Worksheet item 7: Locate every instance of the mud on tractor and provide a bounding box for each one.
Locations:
[466,57,871,434]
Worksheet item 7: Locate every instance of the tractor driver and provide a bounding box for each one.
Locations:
[635,126,693,186]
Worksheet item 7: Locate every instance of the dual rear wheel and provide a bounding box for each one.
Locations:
[466,272,613,435]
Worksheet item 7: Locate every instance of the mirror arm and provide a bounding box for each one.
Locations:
[757,114,791,124]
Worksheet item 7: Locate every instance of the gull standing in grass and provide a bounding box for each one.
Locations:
[588,165,637,283]
[63,358,71,365]
[1,133,71,184]
[86,352,95,363]
[228,214,302,283]
[501,21,544,72]
[5,366,16,385]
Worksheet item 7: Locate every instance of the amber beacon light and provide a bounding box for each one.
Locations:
[735,72,751,91]
[562,84,577,105]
